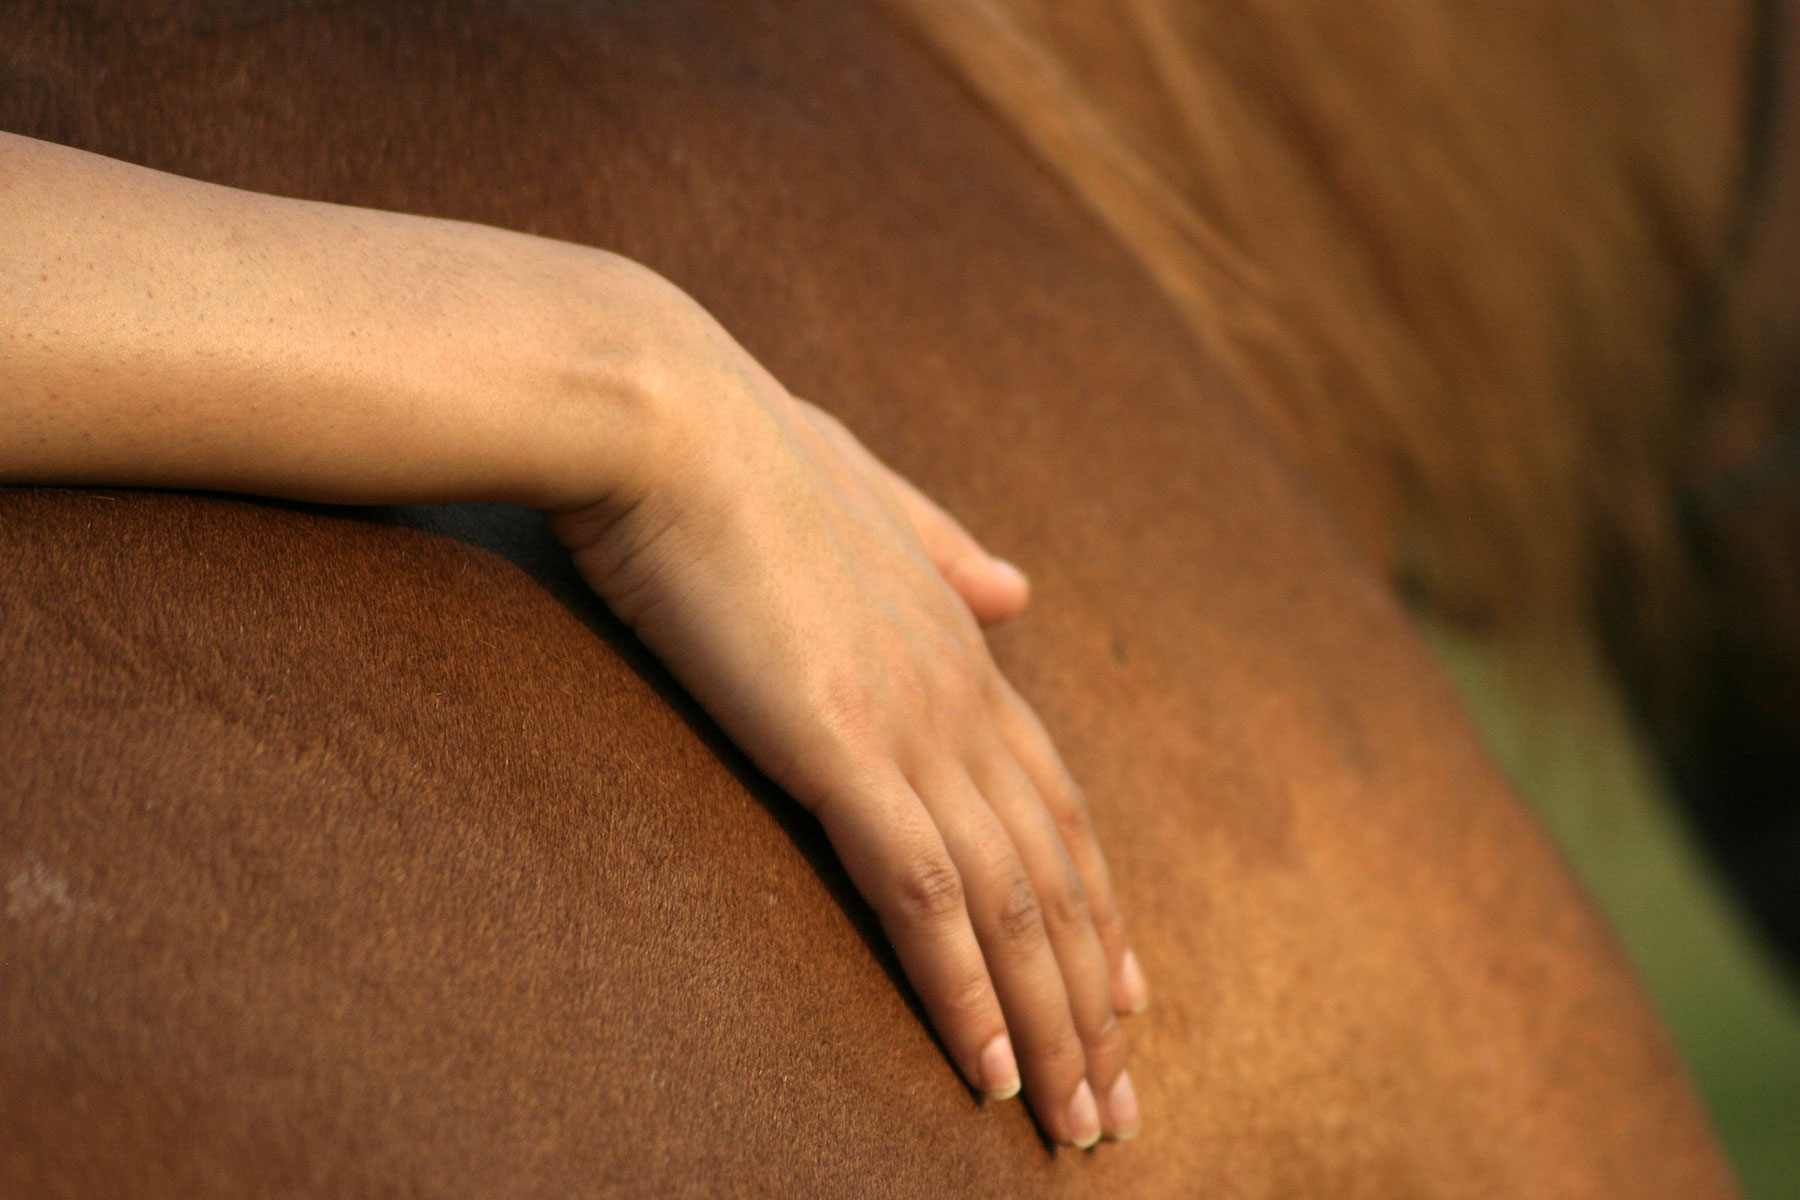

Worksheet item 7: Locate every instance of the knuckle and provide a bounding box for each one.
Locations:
[1040,1032,1091,1083]
[1044,870,1091,930]
[1048,795,1092,848]
[894,854,967,924]
[945,969,998,1024]
[995,875,1045,944]
[810,673,882,758]
[1086,1010,1126,1064]
[1079,1017,1128,1083]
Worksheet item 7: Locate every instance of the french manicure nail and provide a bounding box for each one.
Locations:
[1121,948,1149,1014]
[979,1034,1020,1100]
[1066,1079,1102,1149]
[1104,1070,1141,1141]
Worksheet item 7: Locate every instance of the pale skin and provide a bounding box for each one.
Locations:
[0,131,1147,1147]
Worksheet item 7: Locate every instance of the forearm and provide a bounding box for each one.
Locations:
[0,131,659,510]
[0,131,1150,1147]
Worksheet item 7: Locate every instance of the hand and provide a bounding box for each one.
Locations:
[0,131,1146,1142]
[546,280,1149,1146]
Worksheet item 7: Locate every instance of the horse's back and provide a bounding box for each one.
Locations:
[0,2,1734,1196]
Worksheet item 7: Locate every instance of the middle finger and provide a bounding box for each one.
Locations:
[967,737,1137,1142]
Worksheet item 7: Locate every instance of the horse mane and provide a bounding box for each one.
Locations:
[0,2,1742,1193]
[886,0,1748,642]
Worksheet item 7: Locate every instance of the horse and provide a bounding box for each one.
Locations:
[0,1,1743,1195]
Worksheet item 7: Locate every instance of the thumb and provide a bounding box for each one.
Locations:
[883,468,1031,624]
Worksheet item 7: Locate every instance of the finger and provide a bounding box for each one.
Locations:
[992,675,1146,1019]
[915,765,1102,1148]
[807,765,1022,1103]
[969,742,1138,1142]
[882,468,1030,625]
[792,400,1028,624]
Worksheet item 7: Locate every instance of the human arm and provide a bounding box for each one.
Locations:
[0,130,1146,1145]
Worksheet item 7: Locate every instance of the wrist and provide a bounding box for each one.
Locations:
[504,246,707,516]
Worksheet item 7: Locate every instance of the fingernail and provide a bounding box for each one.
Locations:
[1104,1071,1141,1141]
[1066,1079,1102,1149]
[1120,948,1149,1015]
[993,558,1029,591]
[979,1034,1020,1100]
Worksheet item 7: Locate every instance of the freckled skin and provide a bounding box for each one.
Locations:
[0,2,1738,1197]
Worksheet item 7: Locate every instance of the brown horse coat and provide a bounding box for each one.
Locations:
[1,2,1735,1196]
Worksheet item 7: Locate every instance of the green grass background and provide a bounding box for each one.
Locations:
[1425,620,1800,1199]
